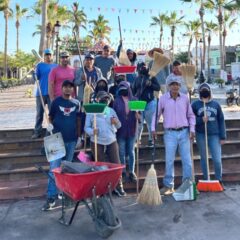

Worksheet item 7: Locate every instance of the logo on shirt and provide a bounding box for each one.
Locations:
[59,106,76,116]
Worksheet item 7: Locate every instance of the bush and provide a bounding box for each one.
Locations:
[214,78,225,87]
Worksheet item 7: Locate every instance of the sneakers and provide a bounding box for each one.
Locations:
[31,132,41,139]
[160,186,175,196]
[41,198,56,211]
[113,187,127,197]
[129,172,137,182]
[148,140,154,147]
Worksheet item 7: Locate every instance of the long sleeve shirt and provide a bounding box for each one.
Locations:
[151,92,196,132]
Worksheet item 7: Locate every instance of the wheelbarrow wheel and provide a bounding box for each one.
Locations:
[94,196,117,238]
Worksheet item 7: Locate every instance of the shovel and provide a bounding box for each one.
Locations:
[33,72,66,162]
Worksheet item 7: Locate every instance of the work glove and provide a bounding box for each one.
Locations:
[46,123,54,133]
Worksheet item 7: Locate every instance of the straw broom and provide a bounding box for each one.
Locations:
[137,96,162,206]
[197,101,223,192]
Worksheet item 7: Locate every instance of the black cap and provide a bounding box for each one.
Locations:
[62,80,74,87]
[103,45,110,50]
[85,53,95,59]
[96,91,111,100]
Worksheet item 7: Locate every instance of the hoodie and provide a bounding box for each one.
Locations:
[90,78,108,103]
[191,83,226,139]
[113,81,137,138]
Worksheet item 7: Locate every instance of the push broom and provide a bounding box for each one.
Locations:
[136,97,162,206]
[197,101,224,192]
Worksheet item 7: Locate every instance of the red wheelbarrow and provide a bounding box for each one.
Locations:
[52,161,124,239]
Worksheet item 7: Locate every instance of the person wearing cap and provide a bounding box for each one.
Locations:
[48,51,75,101]
[42,80,81,211]
[94,45,117,83]
[113,81,139,182]
[151,76,195,196]
[32,49,58,139]
[74,53,103,102]
[132,62,160,147]
[165,60,188,94]
[90,77,109,103]
[84,91,126,196]
[191,83,226,186]
[148,48,170,94]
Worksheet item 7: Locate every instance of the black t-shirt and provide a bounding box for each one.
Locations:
[49,96,80,142]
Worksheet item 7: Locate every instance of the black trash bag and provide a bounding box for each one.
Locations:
[60,161,108,174]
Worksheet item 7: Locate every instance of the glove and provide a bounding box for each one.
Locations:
[46,123,54,132]
[75,137,82,149]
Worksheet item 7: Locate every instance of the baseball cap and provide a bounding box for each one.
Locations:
[85,53,95,59]
[166,75,182,86]
[60,51,70,58]
[96,91,111,100]
[118,85,128,92]
[62,80,74,87]
[44,49,53,55]
[103,45,110,50]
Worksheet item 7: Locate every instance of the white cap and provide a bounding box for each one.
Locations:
[166,74,182,86]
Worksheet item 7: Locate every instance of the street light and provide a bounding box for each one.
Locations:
[199,38,205,84]
[54,20,61,64]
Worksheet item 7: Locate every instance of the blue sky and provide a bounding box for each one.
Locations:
[0,0,239,54]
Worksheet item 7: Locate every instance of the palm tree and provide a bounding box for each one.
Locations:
[165,11,184,60]
[15,4,28,52]
[183,20,201,63]
[39,0,48,56]
[222,12,237,69]
[205,20,218,80]
[0,0,12,78]
[150,13,168,49]
[68,2,87,39]
[89,15,111,43]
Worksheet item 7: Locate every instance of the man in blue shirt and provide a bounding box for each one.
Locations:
[32,49,58,139]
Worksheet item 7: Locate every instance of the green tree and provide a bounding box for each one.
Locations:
[205,20,218,80]
[165,11,184,60]
[15,4,28,52]
[183,20,201,63]
[0,0,13,78]
[68,2,87,39]
[175,51,189,63]
[150,13,168,49]
[89,15,111,43]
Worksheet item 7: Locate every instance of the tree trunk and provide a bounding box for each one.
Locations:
[218,7,224,72]
[199,3,206,72]
[4,10,8,78]
[223,28,226,70]
[39,0,48,56]
[160,25,163,49]
[171,26,175,61]
[207,34,211,81]
[16,21,20,52]
[195,38,198,73]
[187,37,192,64]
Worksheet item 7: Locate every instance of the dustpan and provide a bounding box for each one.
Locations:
[128,101,146,111]
[113,66,136,74]
[83,103,107,114]
[173,179,197,201]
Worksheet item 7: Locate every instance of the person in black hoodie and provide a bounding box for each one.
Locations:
[132,62,160,146]
[90,77,109,103]
[191,83,226,185]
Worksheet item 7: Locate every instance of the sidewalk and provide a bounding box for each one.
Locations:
[0,184,240,240]
[0,84,239,130]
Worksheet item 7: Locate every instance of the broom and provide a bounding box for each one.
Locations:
[197,101,223,192]
[137,96,162,205]
[149,51,170,77]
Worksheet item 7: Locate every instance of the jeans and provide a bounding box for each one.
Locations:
[47,141,76,199]
[138,99,156,142]
[117,136,136,173]
[34,95,51,134]
[163,128,192,188]
[196,133,222,181]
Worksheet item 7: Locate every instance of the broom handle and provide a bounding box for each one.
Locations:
[94,114,98,162]
[136,118,139,195]
[84,132,87,153]
[204,102,210,180]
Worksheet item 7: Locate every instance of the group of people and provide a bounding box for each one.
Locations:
[32,45,226,211]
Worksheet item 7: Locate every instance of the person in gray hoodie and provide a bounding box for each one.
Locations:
[191,83,226,185]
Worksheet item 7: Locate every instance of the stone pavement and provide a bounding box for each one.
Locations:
[0,184,240,240]
[0,84,239,130]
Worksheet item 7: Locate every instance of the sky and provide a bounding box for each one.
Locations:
[0,0,240,55]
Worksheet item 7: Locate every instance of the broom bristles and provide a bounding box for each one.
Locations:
[179,64,196,90]
[149,52,170,77]
[197,180,223,192]
[137,164,162,206]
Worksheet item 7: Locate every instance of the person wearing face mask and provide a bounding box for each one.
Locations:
[132,62,160,147]
[84,91,126,197]
[191,83,226,187]
[113,81,140,182]
[109,73,126,99]
[90,77,109,103]
[165,60,188,94]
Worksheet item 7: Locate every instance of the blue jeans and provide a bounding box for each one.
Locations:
[47,141,76,199]
[163,128,192,188]
[196,133,222,181]
[34,95,51,134]
[138,99,156,142]
[117,136,136,173]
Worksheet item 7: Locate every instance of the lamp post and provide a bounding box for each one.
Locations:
[54,20,61,64]
[199,38,205,84]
